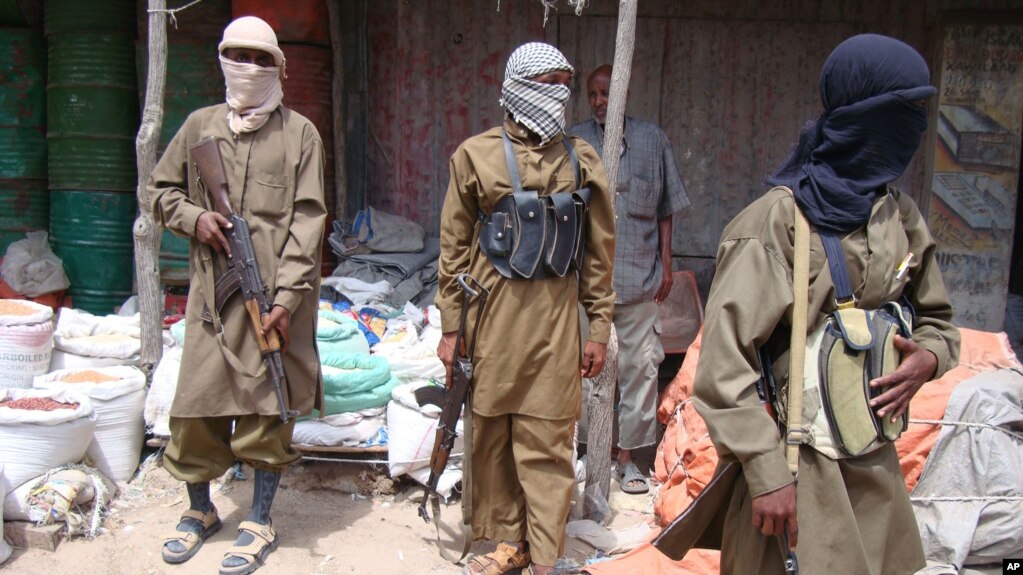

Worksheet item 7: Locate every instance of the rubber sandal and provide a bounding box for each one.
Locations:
[219,521,278,575]
[618,462,650,495]
[162,507,222,564]
[464,541,530,575]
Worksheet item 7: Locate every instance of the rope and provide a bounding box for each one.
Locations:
[910,495,1023,502]
[496,0,588,26]
[147,0,205,29]
[909,418,1023,442]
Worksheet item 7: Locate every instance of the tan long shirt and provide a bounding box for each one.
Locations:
[436,117,616,419]
[694,187,960,497]
[149,104,326,417]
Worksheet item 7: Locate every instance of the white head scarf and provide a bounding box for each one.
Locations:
[218,17,286,134]
[499,42,574,145]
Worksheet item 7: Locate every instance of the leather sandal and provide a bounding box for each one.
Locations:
[162,507,222,564]
[464,542,530,575]
[219,520,278,575]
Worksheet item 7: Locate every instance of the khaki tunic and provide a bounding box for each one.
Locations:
[436,117,616,420]
[693,187,960,573]
[149,104,326,418]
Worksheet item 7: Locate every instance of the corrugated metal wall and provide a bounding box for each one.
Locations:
[354,0,1023,298]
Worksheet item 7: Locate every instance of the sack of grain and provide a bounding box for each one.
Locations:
[0,299,54,390]
[34,366,146,482]
[0,388,96,494]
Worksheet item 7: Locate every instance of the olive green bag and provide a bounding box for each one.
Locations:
[778,219,913,460]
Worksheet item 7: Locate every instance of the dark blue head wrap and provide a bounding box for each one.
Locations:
[768,34,936,232]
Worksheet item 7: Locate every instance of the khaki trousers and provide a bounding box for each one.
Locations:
[164,415,300,483]
[612,301,664,450]
[471,412,576,566]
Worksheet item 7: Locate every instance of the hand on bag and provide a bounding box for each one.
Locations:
[868,335,937,422]
[751,482,798,548]
[580,341,607,378]
[196,211,233,256]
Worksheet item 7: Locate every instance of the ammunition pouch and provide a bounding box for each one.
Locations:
[478,129,591,280]
[776,300,913,459]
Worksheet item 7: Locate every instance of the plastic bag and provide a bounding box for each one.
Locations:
[0,231,70,297]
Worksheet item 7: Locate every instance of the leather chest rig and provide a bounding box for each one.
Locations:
[478,130,592,279]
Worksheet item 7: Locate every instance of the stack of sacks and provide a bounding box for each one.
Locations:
[0,389,96,514]
[316,308,370,357]
[372,304,445,383]
[291,407,386,447]
[145,321,186,437]
[387,381,463,499]
[0,299,55,390]
[34,366,146,483]
[319,350,401,416]
[50,307,146,369]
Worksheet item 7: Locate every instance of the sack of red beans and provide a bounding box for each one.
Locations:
[0,388,96,494]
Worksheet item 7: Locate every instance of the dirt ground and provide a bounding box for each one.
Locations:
[1,451,656,575]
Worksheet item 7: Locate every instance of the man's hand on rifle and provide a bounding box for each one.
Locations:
[580,341,607,378]
[751,481,798,548]
[437,331,458,387]
[261,305,291,352]
[196,211,233,256]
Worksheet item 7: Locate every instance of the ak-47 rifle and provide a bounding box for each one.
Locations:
[414,273,488,526]
[189,137,298,422]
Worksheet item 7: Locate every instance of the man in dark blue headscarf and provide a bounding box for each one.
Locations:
[688,34,959,574]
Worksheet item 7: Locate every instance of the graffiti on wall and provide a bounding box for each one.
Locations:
[928,21,1023,331]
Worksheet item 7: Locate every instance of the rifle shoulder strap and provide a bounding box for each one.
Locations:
[784,186,809,477]
[429,388,474,564]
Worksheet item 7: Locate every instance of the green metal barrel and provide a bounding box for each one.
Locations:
[49,190,136,315]
[47,32,138,191]
[0,28,47,254]
[44,0,135,35]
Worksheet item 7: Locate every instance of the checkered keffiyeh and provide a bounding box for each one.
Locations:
[499,42,574,144]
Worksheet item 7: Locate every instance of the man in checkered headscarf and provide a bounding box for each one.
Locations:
[500,42,575,145]
[435,42,616,575]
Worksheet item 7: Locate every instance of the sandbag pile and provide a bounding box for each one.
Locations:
[0,299,54,390]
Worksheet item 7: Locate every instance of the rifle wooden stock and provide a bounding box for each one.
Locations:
[189,137,297,422]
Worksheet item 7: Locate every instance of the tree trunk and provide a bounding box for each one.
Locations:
[584,324,618,522]
[133,0,168,379]
[584,0,637,522]
[326,0,349,224]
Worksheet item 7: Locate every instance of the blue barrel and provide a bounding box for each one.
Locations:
[0,28,47,253]
[49,190,135,314]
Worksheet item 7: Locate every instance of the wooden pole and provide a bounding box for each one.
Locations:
[326,0,349,225]
[584,0,637,522]
[132,0,168,378]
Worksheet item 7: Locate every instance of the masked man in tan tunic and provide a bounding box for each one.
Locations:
[149,16,326,575]
[693,35,960,574]
[436,42,615,575]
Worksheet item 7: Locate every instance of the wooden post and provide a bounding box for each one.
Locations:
[584,0,637,522]
[326,0,349,225]
[132,0,168,378]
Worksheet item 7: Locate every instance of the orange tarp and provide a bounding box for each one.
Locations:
[585,327,1020,575]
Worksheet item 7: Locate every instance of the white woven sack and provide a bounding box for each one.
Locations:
[0,388,96,494]
[0,459,10,565]
[146,346,182,437]
[386,399,463,477]
[52,308,140,359]
[0,300,54,390]
[34,366,146,482]
[49,348,139,370]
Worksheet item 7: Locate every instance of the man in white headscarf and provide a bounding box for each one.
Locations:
[436,42,616,575]
[148,15,326,575]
